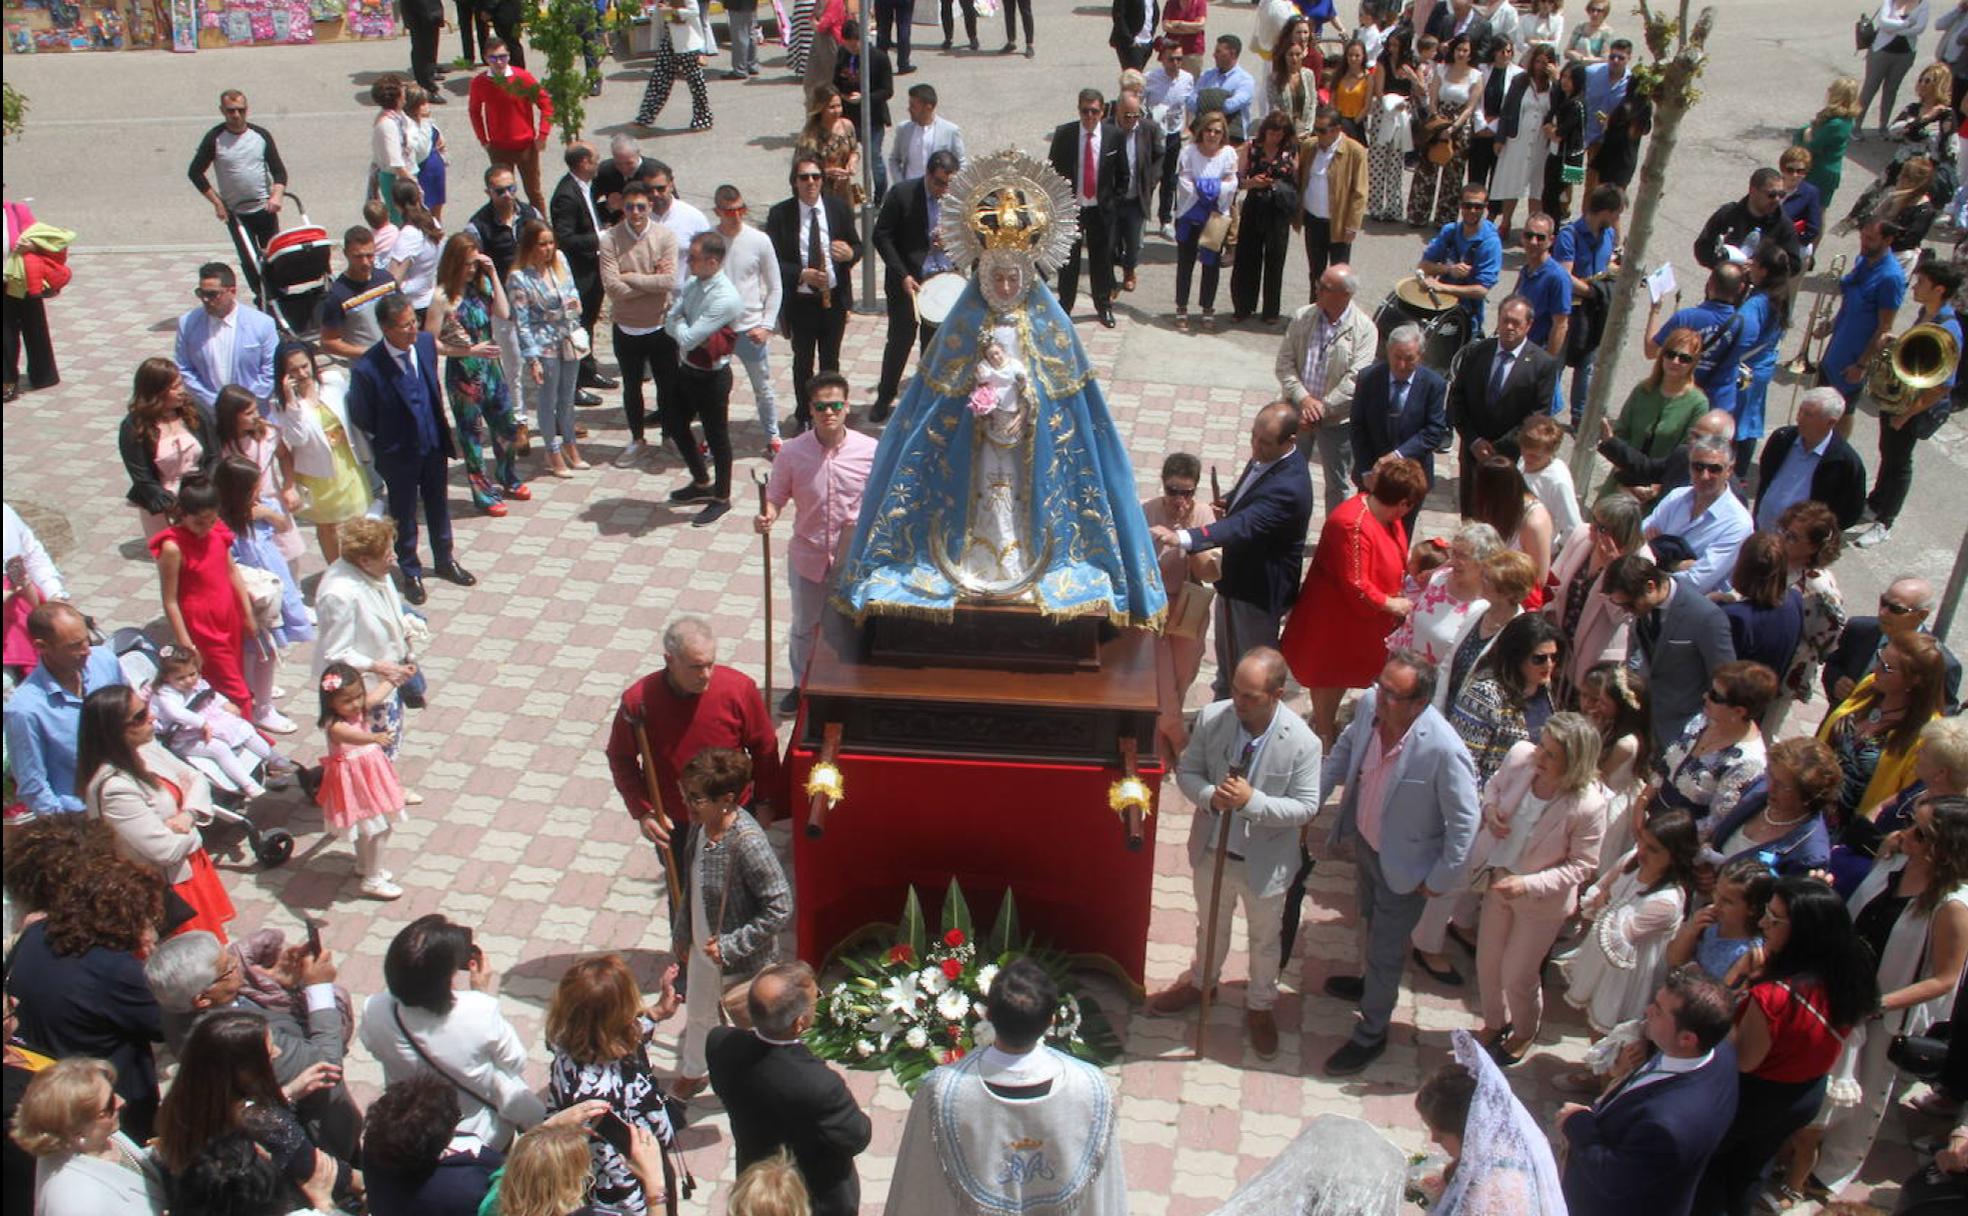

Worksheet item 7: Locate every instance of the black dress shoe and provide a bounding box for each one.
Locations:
[400,574,428,606]
[868,399,894,424]
[670,482,716,503]
[1411,947,1465,986]
[1321,974,1365,1001]
[581,373,620,390]
[1097,307,1116,328]
[777,689,800,715]
[434,560,477,587]
[692,500,732,527]
[1323,1035,1386,1077]
[575,389,604,407]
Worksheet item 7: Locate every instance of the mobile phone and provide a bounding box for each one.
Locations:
[591,1109,635,1157]
[303,917,324,958]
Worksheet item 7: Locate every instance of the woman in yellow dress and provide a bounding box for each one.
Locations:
[268,341,373,564]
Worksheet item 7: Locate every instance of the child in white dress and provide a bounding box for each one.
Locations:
[151,646,297,799]
[1563,808,1699,1035]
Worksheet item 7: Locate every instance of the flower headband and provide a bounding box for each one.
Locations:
[320,672,346,693]
[1607,665,1642,712]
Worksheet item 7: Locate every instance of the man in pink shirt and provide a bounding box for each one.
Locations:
[755,371,877,713]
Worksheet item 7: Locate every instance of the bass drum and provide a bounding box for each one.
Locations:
[1373,276,1471,375]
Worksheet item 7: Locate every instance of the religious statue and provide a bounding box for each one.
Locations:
[833,150,1168,627]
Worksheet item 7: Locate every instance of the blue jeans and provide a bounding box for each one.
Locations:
[1568,353,1596,428]
[526,354,580,452]
[732,331,780,439]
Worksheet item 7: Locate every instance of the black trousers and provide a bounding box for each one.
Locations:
[572,265,603,381]
[877,285,938,403]
[378,449,455,576]
[1001,0,1032,46]
[877,0,916,67]
[453,0,491,60]
[940,0,977,43]
[1691,1073,1826,1216]
[491,13,526,68]
[1174,229,1220,310]
[1301,214,1352,291]
[1229,193,1292,322]
[1114,42,1150,71]
[1111,197,1147,274]
[2,292,57,390]
[613,326,677,444]
[1868,412,1924,526]
[1158,131,1182,224]
[227,207,282,310]
[670,363,733,497]
[1465,135,1498,195]
[407,13,443,91]
[785,294,849,426]
[1056,204,1114,314]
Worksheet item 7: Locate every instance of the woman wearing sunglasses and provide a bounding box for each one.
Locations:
[1637,660,1776,850]
[1139,453,1220,763]
[1594,326,1707,500]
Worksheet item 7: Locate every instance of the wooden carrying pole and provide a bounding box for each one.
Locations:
[1195,756,1247,1059]
[632,717,686,927]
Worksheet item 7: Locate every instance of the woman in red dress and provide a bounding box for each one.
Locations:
[149,475,254,720]
[1281,457,1430,743]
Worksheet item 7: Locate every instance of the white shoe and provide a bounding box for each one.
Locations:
[403,788,426,805]
[271,685,288,700]
[359,876,404,901]
[255,708,299,734]
[1852,522,1893,548]
[614,439,645,467]
[1158,221,1173,240]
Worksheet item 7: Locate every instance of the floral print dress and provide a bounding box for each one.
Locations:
[1653,717,1768,835]
[1784,566,1848,705]
[548,1017,677,1216]
[438,275,521,507]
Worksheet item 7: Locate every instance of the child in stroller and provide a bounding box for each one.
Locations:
[151,644,298,799]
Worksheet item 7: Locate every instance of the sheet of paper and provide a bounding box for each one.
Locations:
[1646,262,1677,305]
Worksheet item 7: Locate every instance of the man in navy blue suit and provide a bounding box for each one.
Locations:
[347,295,475,606]
[1349,325,1449,535]
[1150,401,1314,700]
[1560,966,1740,1216]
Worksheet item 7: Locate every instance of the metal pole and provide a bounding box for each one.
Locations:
[1937,524,1968,644]
[857,17,879,314]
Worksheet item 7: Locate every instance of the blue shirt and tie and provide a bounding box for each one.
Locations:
[3,646,128,817]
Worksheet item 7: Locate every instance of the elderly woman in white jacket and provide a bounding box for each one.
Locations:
[78,684,235,941]
[312,516,426,801]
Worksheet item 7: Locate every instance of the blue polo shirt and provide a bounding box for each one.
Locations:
[2,646,128,818]
[1516,257,1574,347]
[1930,304,1963,390]
[1553,217,1616,279]
[1655,298,1744,414]
[1822,252,1909,399]
[1584,63,1629,145]
[1423,219,1503,331]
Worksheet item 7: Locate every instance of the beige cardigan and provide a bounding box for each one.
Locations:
[598,220,681,331]
[1467,740,1609,915]
[85,742,213,885]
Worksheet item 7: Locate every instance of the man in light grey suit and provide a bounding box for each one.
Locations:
[1318,648,1481,1076]
[1144,648,1321,1060]
[886,84,967,184]
[1602,553,1735,756]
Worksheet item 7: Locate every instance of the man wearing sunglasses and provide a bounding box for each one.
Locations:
[1418,184,1503,338]
[187,91,289,311]
[1640,432,1752,595]
[1692,166,1804,272]
[173,261,279,425]
[1821,576,1963,713]
[467,38,554,213]
[600,181,681,469]
[766,157,862,435]
[1645,262,1750,419]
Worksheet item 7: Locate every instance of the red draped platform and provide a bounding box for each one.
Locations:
[787,609,1166,988]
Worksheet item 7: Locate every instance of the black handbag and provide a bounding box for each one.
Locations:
[1857,12,1879,52]
[1888,1019,1951,1080]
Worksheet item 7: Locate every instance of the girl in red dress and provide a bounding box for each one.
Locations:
[1281,457,1430,743]
[149,476,254,721]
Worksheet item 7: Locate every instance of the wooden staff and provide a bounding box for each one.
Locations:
[1195,754,1248,1059]
[754,469,774,711]
[631,716,685,927]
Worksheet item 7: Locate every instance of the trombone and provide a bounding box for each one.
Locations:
[1785,252,1850,422]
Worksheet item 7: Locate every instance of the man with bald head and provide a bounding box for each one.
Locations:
[3,601,127,819]
[1145,647,1322,1060]
[1276,263,1378,513]
[1598,406,1736,502]
[1150,401,1314,699]
[1821,576,1963,712]
[708,961,871,1216]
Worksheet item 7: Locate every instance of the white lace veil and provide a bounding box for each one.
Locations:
[1207,1113,1407,1216]
[1434,1029,1569,1216]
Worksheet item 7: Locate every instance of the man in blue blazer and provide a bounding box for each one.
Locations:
[1150,401,1314,700]
[173,261,279,421]
[1560,966,1741,1216]
[1348,327,1449,535]
[1317,648,1480,1076]
[347,295,475,605]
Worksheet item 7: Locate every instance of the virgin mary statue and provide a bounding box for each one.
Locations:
[833,149,1167,627]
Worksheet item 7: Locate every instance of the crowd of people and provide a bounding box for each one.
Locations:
[5,1,1968,1215]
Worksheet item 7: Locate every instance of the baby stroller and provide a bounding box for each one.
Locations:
[111,628,296,869]
[235,193,332,341]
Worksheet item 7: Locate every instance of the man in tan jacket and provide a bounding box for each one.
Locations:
[599,180,680,467]
[1274,263,1378,514]
[1294,105,1368,290]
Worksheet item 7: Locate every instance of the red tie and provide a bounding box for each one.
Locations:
[1082,129,1096,201]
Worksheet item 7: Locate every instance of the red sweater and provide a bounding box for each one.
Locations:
[468,70,554,149]
[606,666,783,820]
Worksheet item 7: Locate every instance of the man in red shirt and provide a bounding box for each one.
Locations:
[467,38,555,213]
[606,617,783,849]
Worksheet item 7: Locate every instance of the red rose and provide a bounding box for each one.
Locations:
[945,929,967,947]
[887,944,915,965]
[941,958,963,981]
[941,1048,966,1063]
[947,1023,963,1041]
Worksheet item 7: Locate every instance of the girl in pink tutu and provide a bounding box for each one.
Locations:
[315,660,407,901]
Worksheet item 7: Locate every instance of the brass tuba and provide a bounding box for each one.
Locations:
[1865,321,1962,414]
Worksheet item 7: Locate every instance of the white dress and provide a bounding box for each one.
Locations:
[1490,83,1552,203]
[1562,860,1686,1034]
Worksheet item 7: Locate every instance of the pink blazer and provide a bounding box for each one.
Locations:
[1546,523,1655,694]
[1469,741,1608,915]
